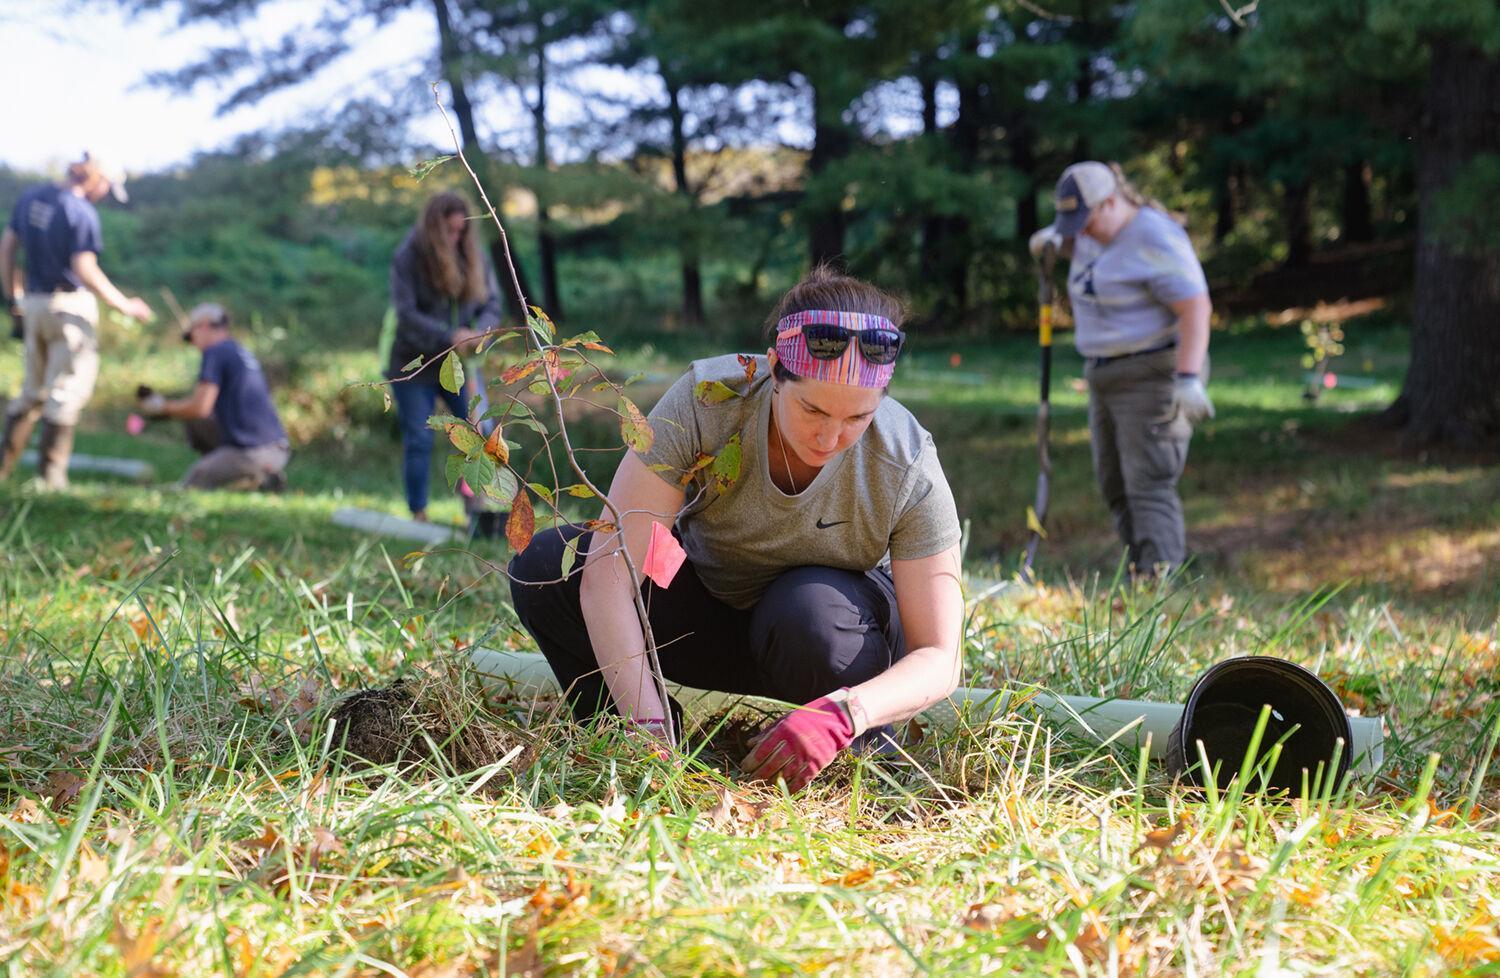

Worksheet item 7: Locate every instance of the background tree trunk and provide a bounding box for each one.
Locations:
[1282,177,1313,268]
[667,82,703,324]
[431,0,533,322]
[806,84,852,268]
[1342,161,1373,243]
[1387,41,1500,446]
[1214,167,1240,244]
[532,35,563,319]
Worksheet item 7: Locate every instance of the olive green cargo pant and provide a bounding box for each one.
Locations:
[1083,348,1205,574]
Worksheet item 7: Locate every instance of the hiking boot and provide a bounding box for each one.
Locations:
[0,408,40,480]
[258,469,288,494]
[36,421,75,490]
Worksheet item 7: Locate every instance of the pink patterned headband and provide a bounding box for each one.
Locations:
[774,310,902,388]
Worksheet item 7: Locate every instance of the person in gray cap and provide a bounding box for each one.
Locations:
[0,152,155,488]
[1030,161,1213,574]
[137,302,290,491]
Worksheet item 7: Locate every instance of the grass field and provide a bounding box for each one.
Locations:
[1,308,1498,975]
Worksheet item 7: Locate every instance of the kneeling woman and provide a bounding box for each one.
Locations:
[510,267,964,792]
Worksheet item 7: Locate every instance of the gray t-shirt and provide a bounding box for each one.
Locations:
[1068,207,1208,358]
[639,354,963,609]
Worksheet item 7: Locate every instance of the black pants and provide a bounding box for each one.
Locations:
[508,525,906,724]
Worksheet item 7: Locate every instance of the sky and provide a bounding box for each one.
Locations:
[0,0,451,175]
[1,0,931,178]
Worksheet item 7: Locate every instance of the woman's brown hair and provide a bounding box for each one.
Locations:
[413,191,488,304]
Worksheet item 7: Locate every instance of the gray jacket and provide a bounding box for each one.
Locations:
[386,229,502,382]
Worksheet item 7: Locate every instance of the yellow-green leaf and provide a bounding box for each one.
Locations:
[619,396,654,454]
[710,434,742,493]
[439,350,464,393]
[695,380,741,405]
[1026,505,1047,539]
[446,422,485,458]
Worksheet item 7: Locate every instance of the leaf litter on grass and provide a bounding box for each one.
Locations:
[1,517,1499,975]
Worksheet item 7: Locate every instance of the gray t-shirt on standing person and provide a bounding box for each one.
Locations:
[639,354,963,609]
[1068,207,1208,358]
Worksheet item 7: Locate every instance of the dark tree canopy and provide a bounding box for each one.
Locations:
[100,0,1500,445]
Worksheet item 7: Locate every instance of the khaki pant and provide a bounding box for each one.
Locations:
[7,292,100,427]
[1084,348,1206,573]
[182,442,290,490]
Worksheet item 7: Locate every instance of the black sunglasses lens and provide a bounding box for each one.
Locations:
[802,324,852,360]
[858,330,903,364]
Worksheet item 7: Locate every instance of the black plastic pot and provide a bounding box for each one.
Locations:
[1166,656,1352,794]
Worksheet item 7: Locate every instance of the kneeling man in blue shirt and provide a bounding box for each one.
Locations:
[139,303,290,491]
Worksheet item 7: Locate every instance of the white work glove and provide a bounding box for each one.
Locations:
[1028,225,1065,258]
[139,392,167,417]
[1171,374,1215,423]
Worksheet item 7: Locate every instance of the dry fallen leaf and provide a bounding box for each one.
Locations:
[706,786,735,829]
[245,824,282,852]
[11,798,42,824]
[45,771,87,809]
[111,917,175,978]
[1132,814,1191,856]
[822,865,876,888]
[77,843,109,886]
[598,788,627,824]
[963,902,1050,950]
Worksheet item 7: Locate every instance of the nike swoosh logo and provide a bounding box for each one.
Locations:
[815,518,849,529]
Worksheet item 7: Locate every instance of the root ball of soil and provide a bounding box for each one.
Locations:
[328,680,421,767]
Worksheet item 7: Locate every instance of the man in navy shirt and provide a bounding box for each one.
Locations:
[139,303,290,491]
[0,152,155,488]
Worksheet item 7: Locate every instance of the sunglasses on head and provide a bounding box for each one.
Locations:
[799,323,906,365]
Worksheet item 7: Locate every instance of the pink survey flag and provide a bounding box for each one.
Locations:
[643,520,686,589]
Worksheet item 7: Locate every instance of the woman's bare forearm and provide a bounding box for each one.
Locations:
[579,544,669,722]
[846,644,961,733]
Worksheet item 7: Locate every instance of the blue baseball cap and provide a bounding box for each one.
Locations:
[1053,162,1116,237]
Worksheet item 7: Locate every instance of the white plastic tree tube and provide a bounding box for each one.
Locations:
[468,649,1385,775]
[332,507,454,545]
[20,451,153,482]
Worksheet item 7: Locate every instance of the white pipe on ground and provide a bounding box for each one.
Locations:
[332,507,455,545]
[20,451,154,482]
[468,648,1385,775]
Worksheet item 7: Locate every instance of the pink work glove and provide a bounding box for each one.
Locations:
[741,692,854,792]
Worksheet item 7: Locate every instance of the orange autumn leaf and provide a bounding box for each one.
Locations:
[111,917,175,978]
[1285,882,1329,907]
[483,424,509,465]
[1132,814,1191,855]
[500,358,542,385]
[823,865,876,887]
[6,881,42,916]
[1427,798,1460,825]
[506,486,535,553]
[1432,923,1500,965]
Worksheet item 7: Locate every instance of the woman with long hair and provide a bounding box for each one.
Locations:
[1030,161,1213,574]
[510,265,965,792]
[387,191,502,520]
